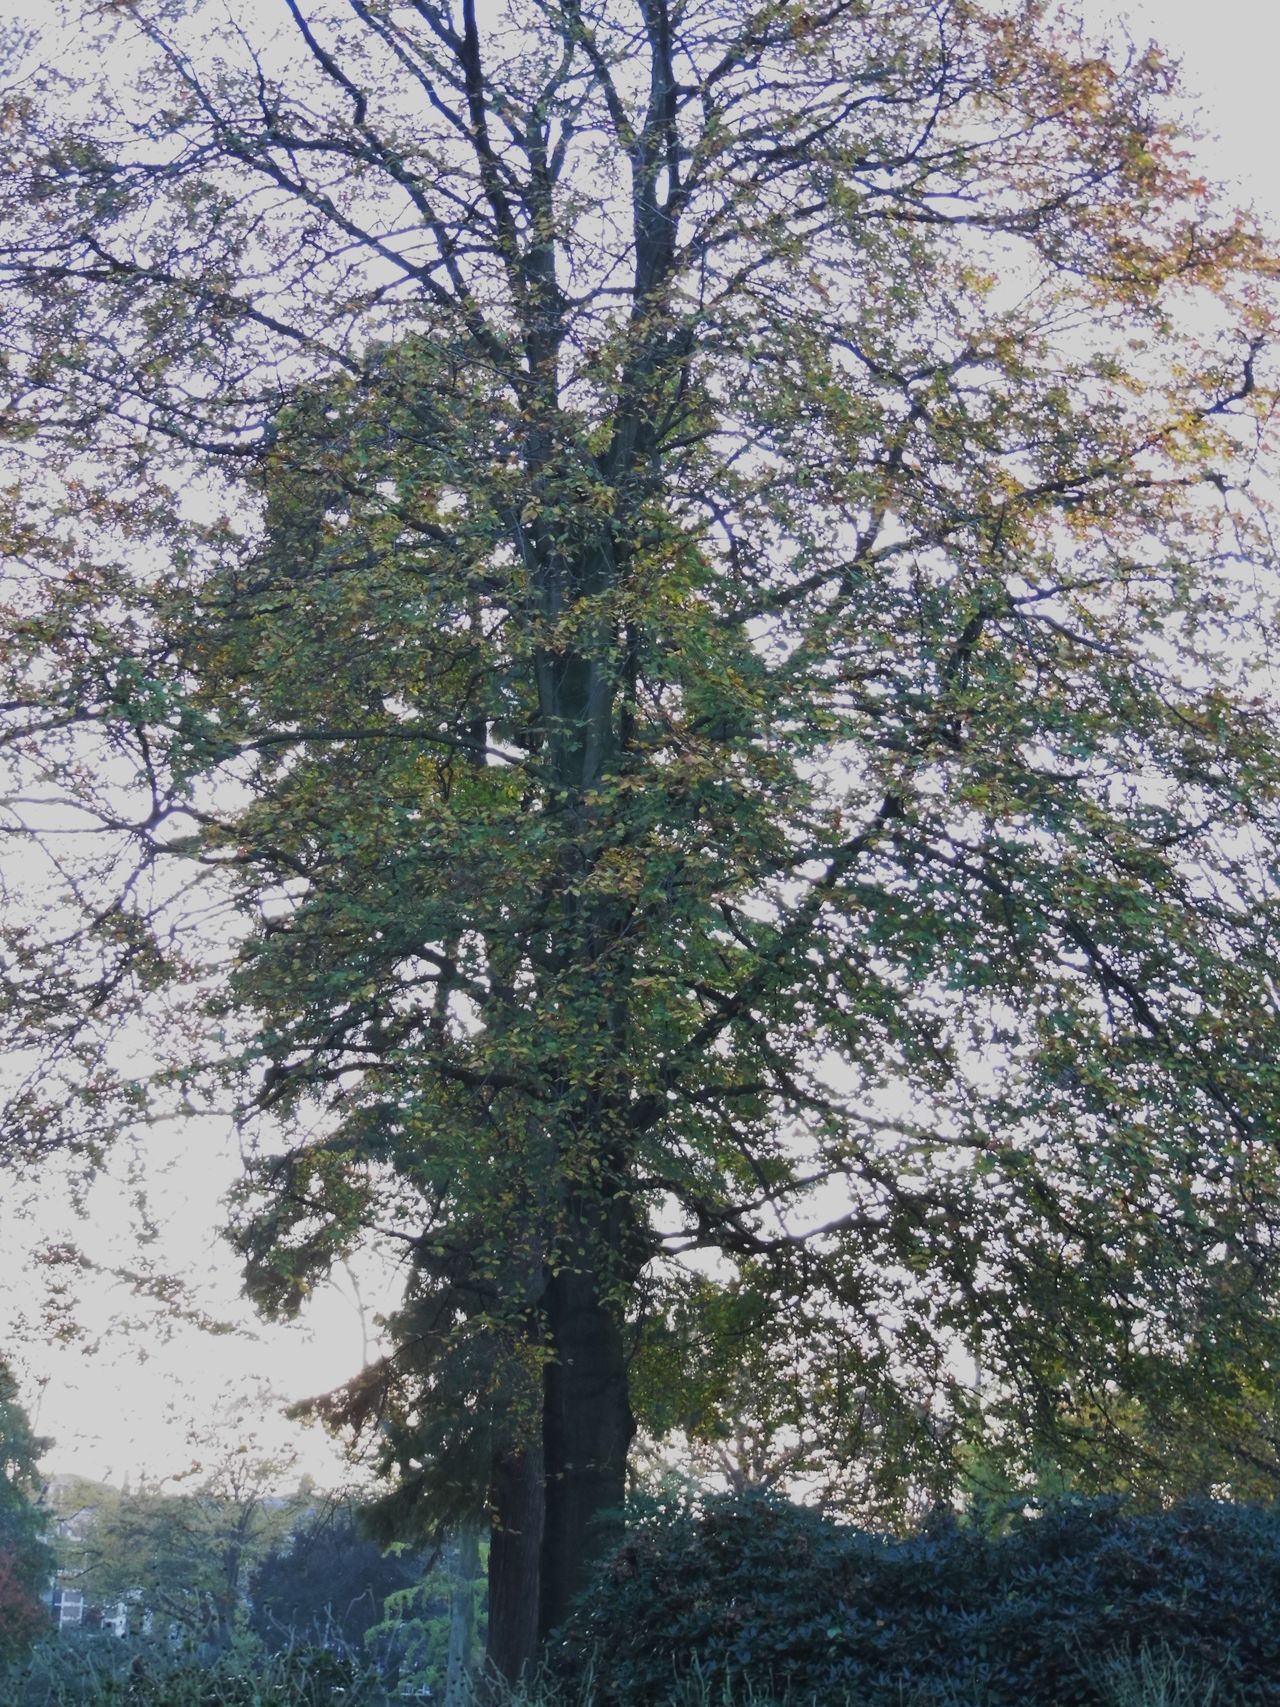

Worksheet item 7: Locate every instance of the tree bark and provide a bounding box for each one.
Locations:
[539,1203,635,1639]
[484,1445,544,1687]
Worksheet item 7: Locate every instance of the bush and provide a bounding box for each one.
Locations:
[0,1547,48,1667]
[552,1490,1280,1707]
[0,1631,389,1706]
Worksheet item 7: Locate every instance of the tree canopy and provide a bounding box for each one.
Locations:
[4,0,1280,1677]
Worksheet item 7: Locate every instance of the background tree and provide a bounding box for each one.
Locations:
[5,0,1280,1679]
[67,1451,306,1645]
[248,1497,429,1658]
[354,1525,485,1703]
[630,1268,950,1524]
[0,1363,51,1668]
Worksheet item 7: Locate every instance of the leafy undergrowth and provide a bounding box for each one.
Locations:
[8,1489,1273,1706]
[553,1491,1280,1707]
[0,1633,387,1706]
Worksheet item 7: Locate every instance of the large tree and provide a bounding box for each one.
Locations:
[5,0,1280,1678]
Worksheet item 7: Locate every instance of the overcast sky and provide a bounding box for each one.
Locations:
[1112,0,1280,215]
[3,0,1279,1488]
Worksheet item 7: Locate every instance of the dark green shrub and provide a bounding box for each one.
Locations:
[0,1632,388,1706]
[249,1502,428,1653]
[552,1490,1280,1706]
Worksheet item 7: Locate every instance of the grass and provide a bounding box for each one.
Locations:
[1088,1644,1224,1707]
[0,1638,1238,1707]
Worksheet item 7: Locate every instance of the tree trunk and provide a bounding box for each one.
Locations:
[539,1209,635,1640]
[484,1445,544,1687]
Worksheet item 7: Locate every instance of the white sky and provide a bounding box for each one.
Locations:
[3,0,1280,1491]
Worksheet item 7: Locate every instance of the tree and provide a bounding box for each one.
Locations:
[248,1497,429,1657]
[629,1268,936,1523]
[65,1451,305,1644]
[4,0,1280,1680]
[0,1363,51,1667]
[354,1524,485,1701]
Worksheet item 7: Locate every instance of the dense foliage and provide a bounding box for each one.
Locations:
[41,1474,480,1695]
[556,1490,1280,1707]
[54,1459,306,1646]
[0,1363,52,1667]
[248,1502,427,1654]
[358,1524,485,1700]
[1,1633,384,1707]
[6,0,1280,1672]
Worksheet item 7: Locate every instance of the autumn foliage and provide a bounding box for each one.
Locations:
[4,0,1280,1677]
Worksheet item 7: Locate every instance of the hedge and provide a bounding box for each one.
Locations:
[552,1490,1280,1705]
